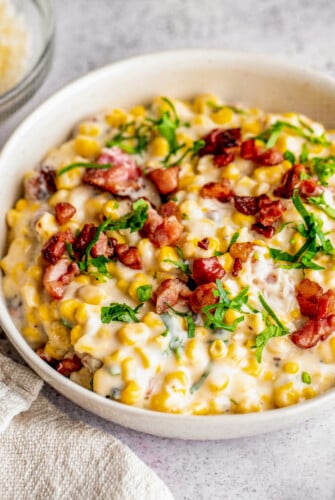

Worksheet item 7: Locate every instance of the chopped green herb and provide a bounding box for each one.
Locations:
[166,304,196,338]
[101,303,143,324]
[214,250,224,256]
[227,232,240,252]
[308,193,335,219]
[277,221,294,233]
[311,156,335,186]
[168,335,183,360]
[147,97,180,159]
[283,150,296,164]
[168,139,206,167]
[258,294,286,330]
[58,162,113,177]
[256,121,330,150]
[299,143,309,163]
[106,121,151,154]
[60,317,72,329]
[136,284,153,302]
[230,398,238,406]
[301,371,312,384]
[164,246,191,276]
[190,366,211,394]
[206,101,246,115]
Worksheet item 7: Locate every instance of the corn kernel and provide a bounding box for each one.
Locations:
[224,309,241,325]
[158,246,179,271]
[71,325,84,344]
[137,238,155,258]
[74,135,101,158]
[150,136,169,157]
[283,362,299,374]
[78,122,101,136]
[165,370,188,387]
[74,275,91,285]
[121,357,136,382]
[262,370,275,382]
[118,323,149,346]
[192,115,205,126]
[232,212,256,226]
[26,265,42,281]
[15,198,28,211]
[209,339,227,360]
[44,342,63,360]
[209,376,229,393]
[56,167,82,190]
[105,108,128,128]
[77,285,107,305]
[178,174,196,190]
[290,308,301,320]
[243,357,261,377]
[134,347,150,369]
[22,326,45,347]
[120,381,142,405]
[191,401,209,415]
[102,200,119,218]
[75,304,88,324]
[150,390,171,412]
[38,304,51,323]
[211,107,234,124]
[176,133,193,148]
[117,279,129,293]
[142,311,165,330]
[192,94,218,113]
[128,280,148,301]
[309,144,324,154]
[59,299,81,323]
[242,120,262,135]
[131,105,146,117]
[302,387,316,399]
[275,136,288,153]
[273,382,299,408]
[253,166,283,184]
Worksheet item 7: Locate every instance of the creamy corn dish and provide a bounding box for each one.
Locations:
[3,94,335,415]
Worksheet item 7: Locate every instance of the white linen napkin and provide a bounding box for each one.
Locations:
[0,350,174,500]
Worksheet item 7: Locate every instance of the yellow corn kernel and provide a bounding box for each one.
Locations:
[211,107,234,124]
[290,308,301,320]
[118,323,149,346]
[38,304,52,323]
[219,253,234,273]
[330,337,335,359]
[219,163,241,182]
[78,122,101,136]
[6,209,20,227]
[242,120,262,135]
[137,238,154,258]
[131,105,146,117]
[232,212,256,226]
[121,357,136,382]
[75,304,88,324]
[209,376,229,393]
[192,94,218,113]
[152,333,168,350]
[192,115,205,126]
[283,362,299,374]
[105,108,128,128]
[44,342,64,360]
[262,370,275,381]
[59,299,81,323]
[22,326,45,347]
[236,400,261,414]
[142,311,165,330]
[209,339,227,360]
[56,165,83,190]
[158,246,179,271]
[15,198,28,211]
[226,343,247,363]
[253,166,283,184]
[74,275,91,285]
[165,370,188,387]
[120,380,142,405]
[77,285,107,305]
[128,280,148,301]
[12,262,26,283]
[176,133,193,148]
[150,390,171,412]
[291,232,306,254]
[134,347,150,369]
[283,112,296,119]
[274,135,288,153]
[185,338,204,363]
[191,401,209,415]
[194,326,208,339]
[273,382,299,408]
[34,213,59,242]
[178,174,196,190]
[74,135,101,158]
[102,200,119,218]
[71,325,84,344]
[243,357,261,377]
[309,143,324,154]
[302,387,316,399]
[21,285,39,308]
[224,309,241,326]
[26,265,42,281]
[103,349,124,364]
[117,279,129,294]
[150,136,169,157]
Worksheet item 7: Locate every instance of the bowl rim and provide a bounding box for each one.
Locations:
[2,48,335,434]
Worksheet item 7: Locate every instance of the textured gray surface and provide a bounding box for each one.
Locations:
[2,1,335,499]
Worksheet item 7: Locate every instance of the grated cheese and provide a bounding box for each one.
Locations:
[0,0,29,95]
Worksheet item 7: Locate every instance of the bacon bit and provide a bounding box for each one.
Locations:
[160,200,180,218]
[43,259,80,299]
[56,355,82,377]
[24,166,56,201]
[299,178,323,197]
[240,138,258,160]
[83,146,141,195]
[251,222,275,238]
[213,152,234,167]
[290,315,335,349]
[153,278,191,314]
[147,166,180,195]
[197,238,209,250]
[192,257,225,285]
[229,242,254,262]
[36,348,57,366]
[140,208,163,239]
[115,244,142,270]
[258,195,286,226]
[273,164,305,198]
[189,282,218,313]
[149,216,183,248]
[55,202,76,225]
[198,128,241,157]
[234,196,259,215]
[316,290,335,320]
[73,224,114,259]
[200,178,233,203]
[296,278,323,318]
[256,148,284,166]
[42,230,75,265]
[232,258,243,277]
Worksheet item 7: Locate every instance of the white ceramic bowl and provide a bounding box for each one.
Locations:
[1,50,335,440]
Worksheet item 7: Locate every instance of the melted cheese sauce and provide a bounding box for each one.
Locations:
[3,94,335,415]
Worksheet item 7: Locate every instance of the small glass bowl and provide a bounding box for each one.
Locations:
[0,0,55,119]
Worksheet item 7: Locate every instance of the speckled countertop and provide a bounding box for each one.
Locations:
[2,1,335,499]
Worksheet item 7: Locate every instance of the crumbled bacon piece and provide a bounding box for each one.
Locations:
[197,238,209,250]
[258,195,286,226]
[192,257,225,285]
[290,315,335,349]
[83,146,141,195]
[153,278,191,314]
[316,290,335,320]
[251,222,275,238]
[273,164,305,198]
[73,224,114,259]
[24,166,56,201]
[296,279,323,318]
[55,202,76,225]
[229,242,254,262]
[299,178,323,197]
[256,148,284,166]
[56,355,82,377]
[198,128,241,157]
[213,152,234,167]
[36,348,57,366]
[115,244,142,269]
[43,259,80,299]
[240,138,258,160]
[234,196,259,215]
[189,282,218,313]
[42,230,75,265]
[200,178,233,203]
[149,216,183,248]
[232,258,243,277]
[140,208,163,239]
[160,200,180,218]
[147,166,180,195]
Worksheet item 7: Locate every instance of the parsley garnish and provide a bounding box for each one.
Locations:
[201,280,248,332]
[206,101,246,115]
[60,317,72,329]
[227,232,240,252]
[301,371,312,384]
[166,304,196,338]
[148,97,180,160]
[283,150,296,164]
[299,143,309,163]
[254,294,289,362]
[168,139,206,167]
[168,335,183,360]
[308,193,335,219]
[256,121,330,150]
[163,246,191,276]
[101,303,143,323]
[58,162,113,177]
[136,285,153,302]
[106,121,151,154]
[311,156,335,186]
[190,366,211,394]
